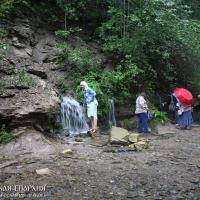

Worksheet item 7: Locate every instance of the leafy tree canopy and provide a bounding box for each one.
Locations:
[1,0,200,117]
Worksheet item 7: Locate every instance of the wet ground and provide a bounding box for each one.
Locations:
[0,124,200,200]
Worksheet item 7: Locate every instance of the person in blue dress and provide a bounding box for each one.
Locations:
[176,104,193,129]
[80,81,98,134]
[173,93,193,129]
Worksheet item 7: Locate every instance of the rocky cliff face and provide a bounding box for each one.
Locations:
[0,17,62,132]
[0,16,123,133]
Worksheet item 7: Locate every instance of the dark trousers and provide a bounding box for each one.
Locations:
[137,112,148,133]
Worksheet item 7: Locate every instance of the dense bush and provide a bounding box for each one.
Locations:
[150,109,167,129]
[68,47,100,72]
[98,0,200,93]
[0,0,29,17]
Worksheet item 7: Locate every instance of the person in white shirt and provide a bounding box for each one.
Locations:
[135,92,150,133]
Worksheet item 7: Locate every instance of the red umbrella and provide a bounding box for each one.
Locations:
[174,88,193,106]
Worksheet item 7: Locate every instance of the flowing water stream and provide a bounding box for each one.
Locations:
[60,96,89,136]
[61,97,117,135]
[108,99,116,128]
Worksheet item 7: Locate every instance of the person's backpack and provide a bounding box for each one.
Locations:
[168,95,176,112]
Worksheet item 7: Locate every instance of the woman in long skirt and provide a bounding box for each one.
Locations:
[177,105,193,129]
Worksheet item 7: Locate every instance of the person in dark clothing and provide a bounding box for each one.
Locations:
[167,94,179,123]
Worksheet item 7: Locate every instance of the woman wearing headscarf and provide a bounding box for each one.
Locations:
[80,81,98,134]
[135,92,150,133]
[171,91,193,129]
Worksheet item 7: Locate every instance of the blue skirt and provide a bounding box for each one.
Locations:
[177,110,193,128]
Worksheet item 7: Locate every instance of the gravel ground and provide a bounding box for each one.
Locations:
[0,124,200,200]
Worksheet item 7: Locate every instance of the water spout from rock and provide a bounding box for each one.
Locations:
[108,99,116,129]
[60,96,89,136]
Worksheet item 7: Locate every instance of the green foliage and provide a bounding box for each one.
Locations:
[150,109,167,129]
[96,71,116,98]
[114,56,144,103]
[0,43,9,50]
[56,42,109,119]
[0,0,14,17]
[68,47,100,73]
[73,58,142,119]
[189,66,200,96]
[55,30,71,39]
[56,0,107,22]
[73,58,143,119]
[56,0,85,20]
[71,53,149,119]
[0,28,10,51]
[121,119,137,130]
[0,28,8,38]
[183,0,200,19]
[1,0,200,121]
[56,41,100,74]
[55,43,71,63]
[75,72,108,119]
[178,20,200,55]
[58,77,68,94]
[0,125,15,144]
[77,71,115,119]
[15,68,35,87]
[55,28,82,39]
[86,56,144,105]
[0,0,29,17]
[98,0,200,92]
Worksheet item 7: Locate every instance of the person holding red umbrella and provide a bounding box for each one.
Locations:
[173,88,193,129]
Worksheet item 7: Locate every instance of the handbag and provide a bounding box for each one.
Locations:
[177,109,182,115]
[147,111,153,121]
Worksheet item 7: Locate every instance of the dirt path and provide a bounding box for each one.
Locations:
[0,124,200,200]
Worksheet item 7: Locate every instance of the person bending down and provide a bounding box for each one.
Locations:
[80,81,98,134]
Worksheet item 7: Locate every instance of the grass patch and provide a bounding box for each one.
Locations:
[15,68,35,87]
[0,125,15,144]
[0,28,8,38]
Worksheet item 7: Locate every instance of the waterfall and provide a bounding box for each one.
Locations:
[60,96,89,136]
[108,99,116,128]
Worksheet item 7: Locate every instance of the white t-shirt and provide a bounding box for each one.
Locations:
[135,95,148,114]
